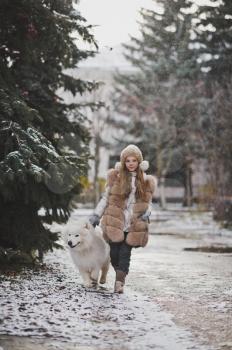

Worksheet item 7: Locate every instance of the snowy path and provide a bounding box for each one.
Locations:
[0,208,232,350]
[129,236,232,350]
[0,247,208,350]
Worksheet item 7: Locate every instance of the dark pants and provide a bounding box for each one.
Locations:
[109,232,132,274]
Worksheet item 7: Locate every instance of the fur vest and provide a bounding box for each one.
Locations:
[101,169,156,247]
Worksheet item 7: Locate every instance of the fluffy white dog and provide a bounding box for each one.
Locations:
[63,218,110,288]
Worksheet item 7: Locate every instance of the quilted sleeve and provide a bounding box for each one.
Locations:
[93,185,110,218]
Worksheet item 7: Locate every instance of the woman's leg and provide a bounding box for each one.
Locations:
[109,241,121,271]
[118,241,132,274]
[114,233,132,293]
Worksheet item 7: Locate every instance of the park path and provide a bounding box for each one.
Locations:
[0,207,231,350]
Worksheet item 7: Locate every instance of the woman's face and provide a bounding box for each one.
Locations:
[125,156,139,172]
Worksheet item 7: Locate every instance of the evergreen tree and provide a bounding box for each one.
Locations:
[193,0,232,82]
[113,0,201,206]
[192,0,232,196]
[0,0,99,263]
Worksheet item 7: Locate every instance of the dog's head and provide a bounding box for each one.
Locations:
[63,219,94,251]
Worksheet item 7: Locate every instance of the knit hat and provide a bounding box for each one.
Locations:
[115,144,149,171]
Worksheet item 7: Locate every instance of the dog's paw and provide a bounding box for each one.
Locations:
[91,279,98,288]
[99,277,106,284]
[83,281,93,288]
[84,280,98,289]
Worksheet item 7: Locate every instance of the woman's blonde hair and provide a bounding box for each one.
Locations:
[119,161,147,201]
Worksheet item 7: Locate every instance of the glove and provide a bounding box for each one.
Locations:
[139,211,151,223]
[89,214,100,227]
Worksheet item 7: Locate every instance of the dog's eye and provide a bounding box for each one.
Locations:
[75,234,79,237]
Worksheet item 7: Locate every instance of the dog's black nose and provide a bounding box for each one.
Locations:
[68,240,72,247]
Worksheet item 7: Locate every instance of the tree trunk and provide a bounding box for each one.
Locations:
[183,159,193,207]
[160,170,167,209]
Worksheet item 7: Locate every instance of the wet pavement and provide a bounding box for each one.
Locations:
[0,208,232,350]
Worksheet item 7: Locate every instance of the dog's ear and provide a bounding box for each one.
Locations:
[84,222,90,229]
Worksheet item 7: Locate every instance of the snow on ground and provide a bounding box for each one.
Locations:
[0,207,231,350]
[151,210,232,237]
[0,247,208,350]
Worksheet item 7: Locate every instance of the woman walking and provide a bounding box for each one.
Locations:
[89,144,157,293]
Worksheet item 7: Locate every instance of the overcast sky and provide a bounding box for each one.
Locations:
[78,0,214,49]
[78,0,155,48]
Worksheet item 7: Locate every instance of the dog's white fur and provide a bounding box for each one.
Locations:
[63,218,110,288]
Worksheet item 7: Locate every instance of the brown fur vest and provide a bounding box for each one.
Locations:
[101,169,156,247]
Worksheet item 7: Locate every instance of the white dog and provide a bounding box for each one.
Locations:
[63,218,110,288]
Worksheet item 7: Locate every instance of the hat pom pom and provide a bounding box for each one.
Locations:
[115,162,122,171]
[139,160,149,171]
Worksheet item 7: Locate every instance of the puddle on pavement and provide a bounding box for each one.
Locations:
[184,246,232,253]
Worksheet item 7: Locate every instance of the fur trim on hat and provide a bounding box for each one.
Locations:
[120,144,143,163]
[139,160,149,171]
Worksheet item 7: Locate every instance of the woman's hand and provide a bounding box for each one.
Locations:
[138,211,151,223]
[89,214,100,227]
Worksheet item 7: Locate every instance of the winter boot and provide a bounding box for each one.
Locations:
[114,270,127,294]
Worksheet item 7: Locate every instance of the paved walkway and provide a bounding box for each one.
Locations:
[0,209,231,350]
